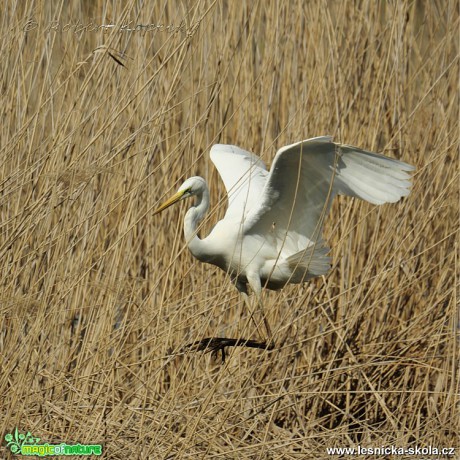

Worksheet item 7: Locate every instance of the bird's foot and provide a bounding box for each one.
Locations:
[183,337,274,363]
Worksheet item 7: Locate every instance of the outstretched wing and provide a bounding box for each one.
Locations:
[244,136,414,252]
[210,144,269,220]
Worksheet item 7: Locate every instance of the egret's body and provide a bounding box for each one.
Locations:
[154,136,414,356]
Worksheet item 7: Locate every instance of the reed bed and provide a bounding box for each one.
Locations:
[0,1,458,458]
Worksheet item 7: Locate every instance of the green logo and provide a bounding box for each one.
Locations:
[4,428,102,456]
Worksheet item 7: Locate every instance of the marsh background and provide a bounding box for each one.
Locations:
[1,1,458,458]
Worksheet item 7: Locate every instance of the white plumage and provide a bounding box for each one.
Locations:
[154,136,414,295]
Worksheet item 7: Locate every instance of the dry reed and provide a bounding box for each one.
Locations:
[0,1,458,459]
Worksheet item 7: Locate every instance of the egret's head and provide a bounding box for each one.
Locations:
[153,176,206,215]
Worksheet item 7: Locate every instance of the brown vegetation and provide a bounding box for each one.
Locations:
[1,1,458,458]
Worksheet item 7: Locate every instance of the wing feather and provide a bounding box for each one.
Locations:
[244,137,414,253]
[210,144,268,220]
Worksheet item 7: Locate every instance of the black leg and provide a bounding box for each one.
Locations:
[183,337,275,363]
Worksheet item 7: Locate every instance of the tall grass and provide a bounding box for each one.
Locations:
[1,1,458,458]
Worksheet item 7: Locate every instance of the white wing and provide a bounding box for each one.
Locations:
[245,136,414,252]
[210,144,269,220]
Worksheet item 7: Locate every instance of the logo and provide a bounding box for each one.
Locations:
[4,428,102,456]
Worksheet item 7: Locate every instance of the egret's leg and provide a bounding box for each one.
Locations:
[246,273,274,348]
[182,277,274,362]
[236,279,267,339]
[183,337,272,363]
[239,291,264,338]
[239,292,271,342]
[257,294,274,345]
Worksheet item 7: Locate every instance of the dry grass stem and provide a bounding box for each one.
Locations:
[1,1,458,458]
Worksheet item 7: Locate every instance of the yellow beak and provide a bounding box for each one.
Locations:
[153,190,187,215]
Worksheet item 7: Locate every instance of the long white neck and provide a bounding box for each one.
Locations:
[183,185,210,261]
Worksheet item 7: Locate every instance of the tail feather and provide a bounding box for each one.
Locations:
[287,243,331,282]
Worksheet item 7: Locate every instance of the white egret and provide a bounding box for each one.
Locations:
[154,136,414,359]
